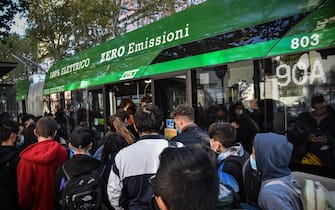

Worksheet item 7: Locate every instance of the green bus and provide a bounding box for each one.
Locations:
[24,0,335,176]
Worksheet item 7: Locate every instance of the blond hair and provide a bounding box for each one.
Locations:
[107,115,134,144]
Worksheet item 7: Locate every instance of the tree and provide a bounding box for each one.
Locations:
[0,0,27,39]
[0,34,39,83]
[26,0,123,60]
[25,0,191,60]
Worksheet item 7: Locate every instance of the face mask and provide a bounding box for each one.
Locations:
[313,109,327,116]
[250,155,257,170]
[235,109,243,116]
[19,135,24,144]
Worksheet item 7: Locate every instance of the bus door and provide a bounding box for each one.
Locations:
[153,75,187,118]
[153,73,189,139]
[87,87,105,146]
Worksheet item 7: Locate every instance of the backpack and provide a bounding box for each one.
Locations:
[264,179,305,209]
[216,162,239,210]
[303,179,335,210]
[221,155,261,208]
[60,164,107,210]
[265,178,335,210]
[241,159,261,206]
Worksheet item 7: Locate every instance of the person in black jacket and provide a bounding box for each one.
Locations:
[0,120,21,210]
[170,104,210,147]
[288,94,335,168]
[229,102,259,154]
[54,127,110,210]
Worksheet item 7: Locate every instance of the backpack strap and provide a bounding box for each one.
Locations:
[241,159,249,203]
[94,164,106,177]
[264,179,305,210]
[62,164,71,181]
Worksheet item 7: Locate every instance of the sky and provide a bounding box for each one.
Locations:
[9,13,28,36]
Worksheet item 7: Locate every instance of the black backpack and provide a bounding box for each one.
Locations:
[60,164,106,210]
[222,154,261,207]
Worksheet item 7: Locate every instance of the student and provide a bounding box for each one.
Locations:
[170,104,210,147]
[208,122,249,203]
[54,126,109,210]
[151,146,219,210]
[0,120,21,210]
[17,117,68,210]
[93,115,134,160]
[254,133,302,210]
[229,102,259,154]
[107,105,183,210]
[101,132,129,180]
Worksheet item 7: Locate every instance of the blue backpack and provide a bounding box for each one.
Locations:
[216,161,240,210]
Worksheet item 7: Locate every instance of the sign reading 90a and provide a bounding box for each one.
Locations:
[276,60,326,87]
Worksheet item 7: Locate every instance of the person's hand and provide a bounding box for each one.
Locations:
[231,122,239,129]
[250,99,259,110]
[308,133,328,143]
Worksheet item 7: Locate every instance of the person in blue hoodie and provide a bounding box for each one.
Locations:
[254,133,302,210]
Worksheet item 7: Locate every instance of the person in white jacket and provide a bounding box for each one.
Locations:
[107,104,183,210]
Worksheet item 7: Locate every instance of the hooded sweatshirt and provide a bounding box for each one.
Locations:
[254,133,301,210]
[17,139,68,210]
[0,146,21,210]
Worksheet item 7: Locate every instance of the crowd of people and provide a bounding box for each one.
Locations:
[0,94,334,210]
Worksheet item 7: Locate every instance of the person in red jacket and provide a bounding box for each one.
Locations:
[17,116,68,210]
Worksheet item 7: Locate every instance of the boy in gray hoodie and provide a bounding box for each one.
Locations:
[254,132,302,210]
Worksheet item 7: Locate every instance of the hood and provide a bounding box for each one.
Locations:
[254,133,292,181]
[20,139,65,164]
[217,143,245,163]
[0,146,19,166]
[63,154,102,177]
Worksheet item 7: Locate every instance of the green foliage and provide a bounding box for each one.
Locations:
[25,0,190,60]
[1,0,191,84]
[26,0,122,60]
[0,34,39,83]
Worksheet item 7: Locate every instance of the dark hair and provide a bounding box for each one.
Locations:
[0,120,19,143]
[208,122,236,148]
[101,133,128,164]
[215,104,228,113]
[35,116,57,138]
[170,104,195,121]
[119,98,136,115]
[140,96,152,104]
[153,147,219,210]
[22,114,36,124]
[133,104,163,133]
[232,101,245,110]
[70,127,94,149]
[311,94,325,106]
[115,109,129,122]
